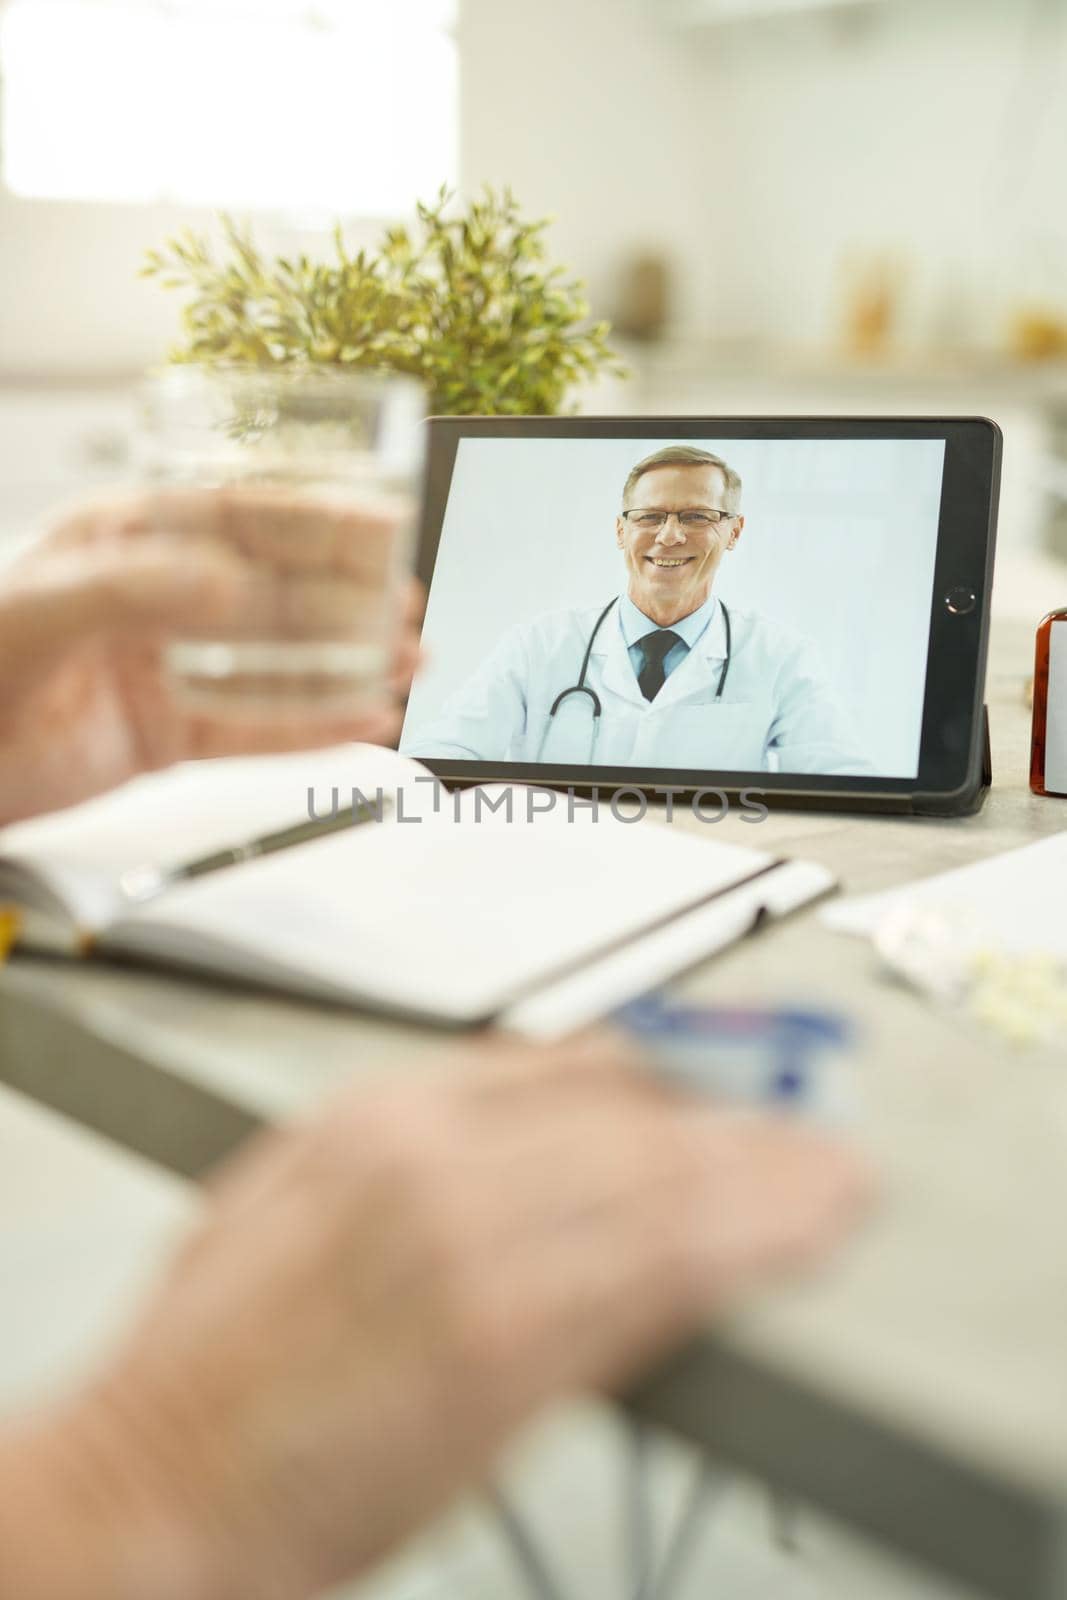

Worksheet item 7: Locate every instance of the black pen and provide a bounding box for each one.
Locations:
[118,796,389,906]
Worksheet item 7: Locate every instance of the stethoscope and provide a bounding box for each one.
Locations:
[537,595,732,761]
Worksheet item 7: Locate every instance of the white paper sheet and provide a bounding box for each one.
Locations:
[821,832,1067,959]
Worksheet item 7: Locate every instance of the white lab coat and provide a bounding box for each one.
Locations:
[403,598,872,774]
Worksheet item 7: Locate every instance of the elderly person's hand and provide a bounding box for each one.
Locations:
[0,1034,872,1600]
[0,488,420,828]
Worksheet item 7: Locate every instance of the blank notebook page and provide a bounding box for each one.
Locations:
[0,743,426,929]
[118,807,771,1022]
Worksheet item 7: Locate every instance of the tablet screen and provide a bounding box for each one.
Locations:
[400,434,947,781]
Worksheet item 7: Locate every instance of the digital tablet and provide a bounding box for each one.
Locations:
[400,417,1000,816]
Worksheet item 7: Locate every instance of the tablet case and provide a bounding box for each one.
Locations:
[914,703,991,817]
[703,706,992,818]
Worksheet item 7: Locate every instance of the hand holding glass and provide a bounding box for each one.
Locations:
[141,367,424,714]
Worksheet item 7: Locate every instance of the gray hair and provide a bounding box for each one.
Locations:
[622,445,742,513]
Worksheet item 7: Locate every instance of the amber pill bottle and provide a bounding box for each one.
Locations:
[1031,608,1067,797]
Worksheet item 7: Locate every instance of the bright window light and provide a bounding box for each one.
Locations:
[0,0,457,214]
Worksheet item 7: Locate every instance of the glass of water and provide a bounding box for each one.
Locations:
[140,365,425,714]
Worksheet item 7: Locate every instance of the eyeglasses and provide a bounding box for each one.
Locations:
[621,509,735,532]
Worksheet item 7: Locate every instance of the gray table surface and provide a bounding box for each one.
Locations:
[3,617,1066,1600]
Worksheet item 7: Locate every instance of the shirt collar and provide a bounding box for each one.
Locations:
[618,590,719,652]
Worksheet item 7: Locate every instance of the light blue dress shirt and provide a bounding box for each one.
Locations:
[618,591,719,688]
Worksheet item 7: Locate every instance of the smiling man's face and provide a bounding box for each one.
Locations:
[616,463,743,626]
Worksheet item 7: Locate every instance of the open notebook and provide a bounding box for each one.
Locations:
[0,746,836,1033]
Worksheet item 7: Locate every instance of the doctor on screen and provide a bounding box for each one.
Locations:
[404,445,871,774]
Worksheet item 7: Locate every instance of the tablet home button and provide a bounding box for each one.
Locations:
[945,586,976,616]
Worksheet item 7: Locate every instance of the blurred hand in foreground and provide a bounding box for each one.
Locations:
[0,1034,873,1600]
[0,488,421,828]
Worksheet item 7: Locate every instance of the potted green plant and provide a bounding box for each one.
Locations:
[142,187,623,415]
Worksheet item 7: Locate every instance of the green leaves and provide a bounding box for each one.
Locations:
[141,187,624,414]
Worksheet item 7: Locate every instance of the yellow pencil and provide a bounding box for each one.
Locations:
[0,906,22,964]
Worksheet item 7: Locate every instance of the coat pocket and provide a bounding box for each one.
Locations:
[632,701,772,772]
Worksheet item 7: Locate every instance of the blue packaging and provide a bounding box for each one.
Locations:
[614,995,856,1125]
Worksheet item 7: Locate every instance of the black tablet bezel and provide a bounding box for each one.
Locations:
[409,415,1000,815]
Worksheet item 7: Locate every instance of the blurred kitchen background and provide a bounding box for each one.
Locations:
[1,4,1064,1598]
[4,0,1067,600]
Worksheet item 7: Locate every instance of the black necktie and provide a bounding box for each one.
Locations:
[637,629,681,702]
